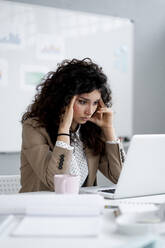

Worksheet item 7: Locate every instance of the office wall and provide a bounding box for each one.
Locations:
[0,1,133,152]
[1,0,165,179]
[0,153,20,175]
[0,1,132,181]
[7,0,165,134]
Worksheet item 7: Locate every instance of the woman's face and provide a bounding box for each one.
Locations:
[73,89,101,126]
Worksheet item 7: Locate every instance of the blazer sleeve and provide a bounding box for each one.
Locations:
[21,123,73,190]
[98,143,123,184]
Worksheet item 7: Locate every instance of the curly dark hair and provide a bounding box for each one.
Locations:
[22,58,112,155]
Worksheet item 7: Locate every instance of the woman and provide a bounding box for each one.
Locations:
[20,58,125,193]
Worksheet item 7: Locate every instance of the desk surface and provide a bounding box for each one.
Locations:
[0,212,158,248]
[1,192,165,248]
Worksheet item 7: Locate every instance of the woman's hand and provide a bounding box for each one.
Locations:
[58,96,77,133]
[89,98,113,128]
[89,98,116,141]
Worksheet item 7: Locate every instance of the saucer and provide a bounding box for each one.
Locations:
[116,213,157,235]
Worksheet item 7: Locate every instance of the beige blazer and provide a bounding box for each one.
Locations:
[19,118,123,193]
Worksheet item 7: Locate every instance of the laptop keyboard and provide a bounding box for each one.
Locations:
[99,188,116,194]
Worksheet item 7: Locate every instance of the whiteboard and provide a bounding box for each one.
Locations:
[0,1,133,152]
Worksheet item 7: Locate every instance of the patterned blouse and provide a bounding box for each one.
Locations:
[56,129,125,187]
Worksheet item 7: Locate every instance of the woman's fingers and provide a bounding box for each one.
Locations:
[96,108,113,114]
[69,95,77,109]
[99,98,105,108]
[97,107,108,113]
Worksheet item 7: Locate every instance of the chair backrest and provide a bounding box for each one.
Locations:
[0,175,21,194]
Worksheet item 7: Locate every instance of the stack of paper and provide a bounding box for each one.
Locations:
[11,216,101,237]
[26,194,104,216]
[0,193,104,216]
[1,194,104,237]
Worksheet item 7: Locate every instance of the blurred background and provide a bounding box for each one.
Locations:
[0,0,165,186]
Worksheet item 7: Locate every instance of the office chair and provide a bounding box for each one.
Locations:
[0,175,21,194]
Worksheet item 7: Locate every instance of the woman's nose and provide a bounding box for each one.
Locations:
[85,105,93,115]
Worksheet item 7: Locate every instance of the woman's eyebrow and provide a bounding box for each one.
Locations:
[79,97,100,102]
[79,97,89,101]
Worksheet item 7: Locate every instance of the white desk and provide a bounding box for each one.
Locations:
[0,212,158,248]
[1,193,165,248]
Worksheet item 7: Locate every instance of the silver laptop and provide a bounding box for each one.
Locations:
[80,134,165,199]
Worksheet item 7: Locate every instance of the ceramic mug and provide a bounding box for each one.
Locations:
[54,174,80,194]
